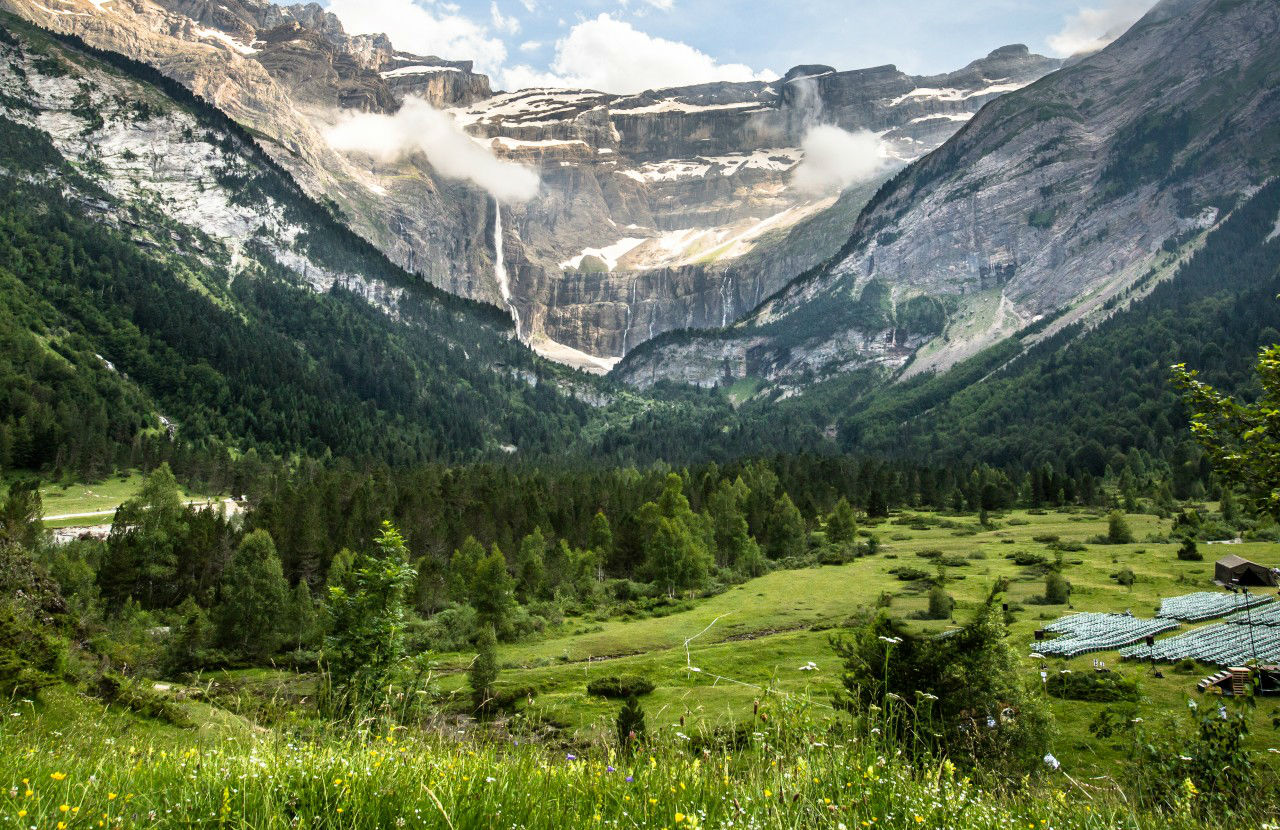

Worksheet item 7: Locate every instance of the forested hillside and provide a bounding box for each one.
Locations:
[0,17,612,479]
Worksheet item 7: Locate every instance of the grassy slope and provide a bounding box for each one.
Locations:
[413,508,1280,772]
[2,685,1167,830]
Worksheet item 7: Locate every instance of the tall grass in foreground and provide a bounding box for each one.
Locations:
[0,695,1248,830]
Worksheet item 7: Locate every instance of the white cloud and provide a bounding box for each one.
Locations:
[518,0,536,11]
[518,40,542,53]
[489,1,520,36]
[791,126,887,196]
[325,97,540,203]
[326,0,507,73]
[1047,0,1156,57]
[500,13,771,94]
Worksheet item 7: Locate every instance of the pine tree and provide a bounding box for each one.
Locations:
[163,596,209,676]
[514,528,546,602]
[588,512,614,562]
[469,623,499,717]
[213,529,289,661]
[100,463,187,608]
[1107,511,1134,544]
[826,497,857,545]
[642,516,710,597]
[707,479,764,574]
[471,545,516,637]
[448,536,485,604]
[616,695,647,756]
[285,580,319,652]
[765,493,805,559]
[866,488,889,519]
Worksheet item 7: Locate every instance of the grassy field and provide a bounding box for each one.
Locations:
[408,507,1280,774]
[17,471,211,528]
[5,506,1278,828]
[0,685,1234,830]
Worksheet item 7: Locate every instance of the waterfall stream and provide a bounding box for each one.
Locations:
[493,201,522,339]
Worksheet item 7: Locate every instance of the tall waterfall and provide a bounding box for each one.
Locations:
[493,200,522,339]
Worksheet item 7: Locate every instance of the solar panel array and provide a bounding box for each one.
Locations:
[1033,613,1179,658]
[1155,591,1274,622]
[1119,623,1280,666]
[1225,602,1280,627]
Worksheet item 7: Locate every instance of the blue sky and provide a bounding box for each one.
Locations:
[307,0,1157,93]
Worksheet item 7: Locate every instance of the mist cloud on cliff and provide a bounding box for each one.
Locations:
[792,125,887,196]
[1048,0,1156,57]
[324,97,540,203]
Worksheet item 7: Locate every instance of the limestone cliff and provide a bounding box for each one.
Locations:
[617,0,1280,391]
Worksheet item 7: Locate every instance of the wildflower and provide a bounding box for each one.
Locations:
[625,776,634,783]
[60,804,70,813]
[675,813,686,823]
[1043,754,1060,771]
[764,789,773,798]
[50,773,67,781]
[17,810,26,818]
[607,766,616,773]
[108,793,117,801]
[566,754,577,761]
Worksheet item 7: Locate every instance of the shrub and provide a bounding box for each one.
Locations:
[1177,537,1203,561]
[1045,670,1139,702]
[915,549,943,559]
[1008,551,1048,567]
[93,672,190,726]
[587,675,656,699]
[1114,567,1136,588]
[1032,534,1060,544]
[888,566,930,582]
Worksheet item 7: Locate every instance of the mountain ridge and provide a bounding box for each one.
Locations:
[615,0,1280,390]
[0,0,1059,368]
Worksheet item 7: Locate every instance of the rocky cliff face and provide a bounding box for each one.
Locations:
[617,0,1280,390]
[0,0,505,311]
[0,0,1058,370]
[458,47,1058,366]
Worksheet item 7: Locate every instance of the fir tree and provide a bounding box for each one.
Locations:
[515,528,546,602]
[214,529,289,662]
[616,695,647,756]
[469,623,499,716]
[765,493,805,559]
[471,545,516,637]
[826,497,857,545]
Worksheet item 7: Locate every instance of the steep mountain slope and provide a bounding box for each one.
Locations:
[0,15,597,475]
[0,0,1058,370]
[0,0,502,310]
[617,0,1280,390]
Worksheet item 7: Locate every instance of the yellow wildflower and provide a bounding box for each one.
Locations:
[51,772,67,781]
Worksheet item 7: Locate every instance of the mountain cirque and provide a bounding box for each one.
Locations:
[0,0,1058,369]
[618,0,1280,390]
